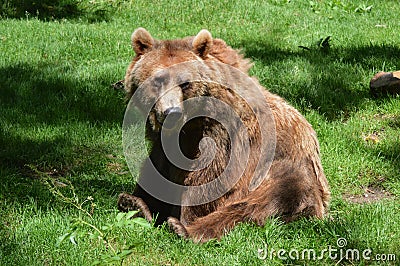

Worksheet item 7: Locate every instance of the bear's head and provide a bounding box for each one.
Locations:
[124,28,252,132]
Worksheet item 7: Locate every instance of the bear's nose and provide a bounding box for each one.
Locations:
[162,107,183,129]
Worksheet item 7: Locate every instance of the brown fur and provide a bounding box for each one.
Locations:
[118,28,330,242]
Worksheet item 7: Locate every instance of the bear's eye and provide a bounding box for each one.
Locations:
[180,82,190,90]
[154,76,165,86]
[153,72,170,88]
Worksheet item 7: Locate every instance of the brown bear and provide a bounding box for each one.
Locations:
[118,28,330,242]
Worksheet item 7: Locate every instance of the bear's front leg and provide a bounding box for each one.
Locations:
[117,193,153,222]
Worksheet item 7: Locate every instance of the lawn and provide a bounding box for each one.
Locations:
[0,0,399,265]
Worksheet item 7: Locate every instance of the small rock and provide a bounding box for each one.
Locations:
[370,71,400,97]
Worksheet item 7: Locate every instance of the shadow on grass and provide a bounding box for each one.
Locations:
[0,63,124,125]
[0,62,124,163]
[242,40,400,120]
[1,0,80,19]
[0,63,128,207]
[0,0,111,22]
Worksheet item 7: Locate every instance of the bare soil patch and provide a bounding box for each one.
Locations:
[344,186,395,204]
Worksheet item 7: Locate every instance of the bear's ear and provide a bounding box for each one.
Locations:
[192,29,213,58]
[131,27,154,55]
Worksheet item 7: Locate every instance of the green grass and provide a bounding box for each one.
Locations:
[1,0,399,265]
